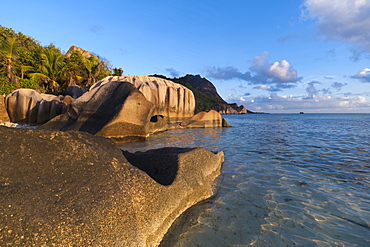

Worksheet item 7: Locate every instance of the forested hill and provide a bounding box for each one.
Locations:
[151,74,253,114]
[1,26,252,114]
[0,25,122,95]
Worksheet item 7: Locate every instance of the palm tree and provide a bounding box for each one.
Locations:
[81,56,104,87]
[0,36,20,87]
[64,50,84,87]
[19,65,34,79]
[31,48,66,93]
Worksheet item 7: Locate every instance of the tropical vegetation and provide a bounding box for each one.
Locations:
[0,25,123,95]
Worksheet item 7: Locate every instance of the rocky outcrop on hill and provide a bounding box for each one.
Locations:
[180,110,231,128]
[40,81,167,142]
[5,89,74,124]
[91,76,196,123]
[211,103,247,114]
[65,45,94,58]
[0,95,10,123]
[232,103,248,114]
[0,126,223,246]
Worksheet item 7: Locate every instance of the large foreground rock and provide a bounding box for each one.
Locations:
[0,126,223,246]
[92,76,196,123]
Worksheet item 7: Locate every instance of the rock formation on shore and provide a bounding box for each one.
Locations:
[0,95,10,123]
[40,80,167,142]
[91,75,196,123]
[152,74,249,114]
[61,85,86,99]
[180,110,231,128]
[0,126,223,246]
[211,103,248,114]
[5,89,74,124]
[3,76,230,141]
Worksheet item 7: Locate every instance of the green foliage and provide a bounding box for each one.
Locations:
[19,78,43,92]
[112,67,124,76]
[0,25,118,95]
[0,75,43,95]
[0,36,19,86]
[0,74,16,94]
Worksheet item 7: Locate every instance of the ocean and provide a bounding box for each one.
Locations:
[121,113,370,246]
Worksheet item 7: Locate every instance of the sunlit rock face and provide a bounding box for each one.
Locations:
[5,89,73,124]
[180,110,231,128]
[0,95,10,123]
[40,81,167,142]
[65,45,94,58]
[211,103,247,114]
[91,76,196,123]
[0,126,223,246]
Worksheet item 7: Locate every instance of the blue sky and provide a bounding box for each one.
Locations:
[2,0,370,113]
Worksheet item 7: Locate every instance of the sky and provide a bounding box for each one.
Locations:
[2,0,370,113]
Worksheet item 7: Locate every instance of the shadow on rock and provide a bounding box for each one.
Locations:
[122,147,195,186]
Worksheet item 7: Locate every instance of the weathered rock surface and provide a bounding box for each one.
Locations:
[40,81,167,142]
[62,85,86,99]
[91,76,196,123]
[0,95,10,123]
[153,74,251,114]
[65,45,94,58]
[0,126,223,246]
[5,89,74,124]
[234,104,248,114]
[180,110,231,128]
[211,103,247,114]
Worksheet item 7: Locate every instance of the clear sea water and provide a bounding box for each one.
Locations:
[121,114,370,247]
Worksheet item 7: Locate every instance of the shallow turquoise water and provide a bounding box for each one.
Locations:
[121,114,370,246]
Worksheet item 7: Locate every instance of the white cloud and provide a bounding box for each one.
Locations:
[305,81,319,98]
[228,92,370,113]
[250,52,301,84]
[358,68,370,76]
[268,60,298,83]
[253,85,271,90]
[303,0,370,52]
[237,96,246,102]
[352,68,370,82]
[205,52,301,91]
[249,51,269,74]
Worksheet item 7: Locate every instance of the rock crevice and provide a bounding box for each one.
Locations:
[91,75,196,123]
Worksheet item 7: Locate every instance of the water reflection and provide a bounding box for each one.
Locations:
[122,114,370,246]
[120,127,227,152]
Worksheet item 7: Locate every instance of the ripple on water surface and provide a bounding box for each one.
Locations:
[121,114,370,246]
